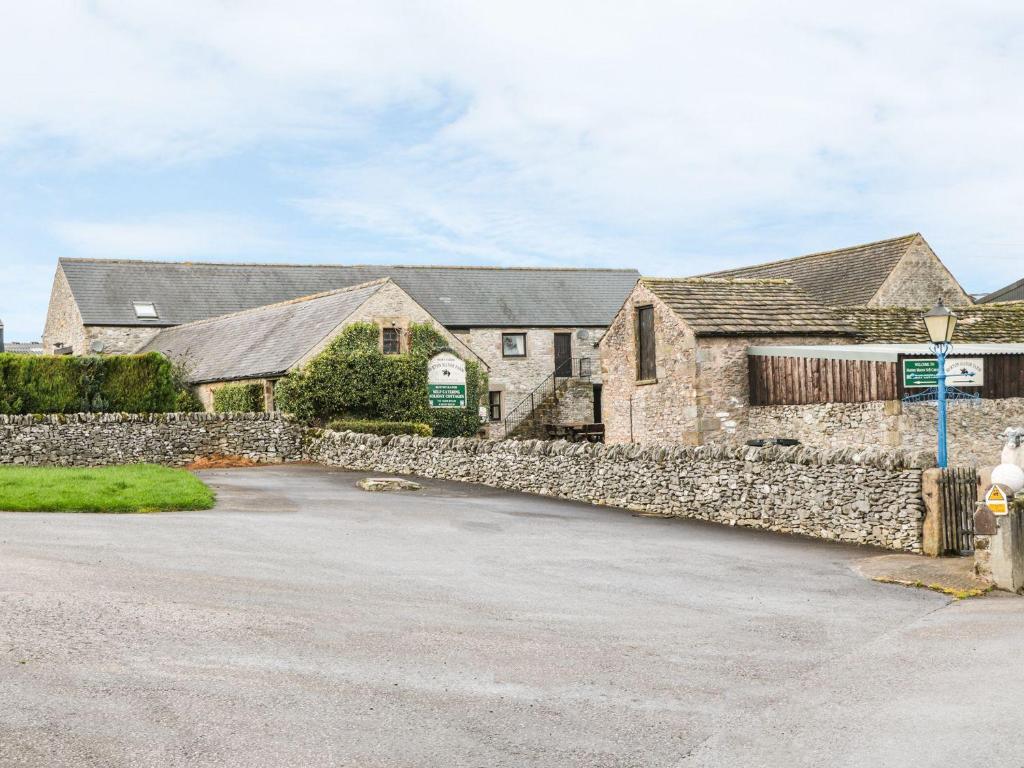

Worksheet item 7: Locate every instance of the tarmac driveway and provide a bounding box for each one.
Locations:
[1,464,1022,768]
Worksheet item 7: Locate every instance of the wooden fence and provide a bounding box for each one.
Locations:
[749,352,1024,406]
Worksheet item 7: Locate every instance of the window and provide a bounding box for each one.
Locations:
[636,305,656,381]
[133,301,158,319]
[488,391,502,421]
[502,332,527,357]
[382,327,401,355]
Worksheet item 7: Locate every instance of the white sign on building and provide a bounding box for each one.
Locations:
[427,351,467,409]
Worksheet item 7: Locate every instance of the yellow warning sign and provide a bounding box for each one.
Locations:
[985,485,1009,516]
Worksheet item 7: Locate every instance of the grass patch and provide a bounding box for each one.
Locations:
[872,577,993,600]
[0,464,215,513]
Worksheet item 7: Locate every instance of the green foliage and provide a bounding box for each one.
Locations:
[212,382,265,413]
[175,388,205,412]
[327,419,432,437]
[275,321,487,437]
[0,353,185,414]
[0,464,215,513]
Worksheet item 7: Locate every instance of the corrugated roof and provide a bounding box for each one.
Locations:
[702,234,919,306]
[978,277,1024,304]
[142,280,387,383]
[59,258,640,328]
[845,302,1024,343]
[642,277,857,337]
[748,343,1024,362]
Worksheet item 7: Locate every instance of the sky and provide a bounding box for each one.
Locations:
[2,1,1023,341]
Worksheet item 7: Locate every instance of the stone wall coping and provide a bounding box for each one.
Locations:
[318,429,934,470]
[0,411,295,426]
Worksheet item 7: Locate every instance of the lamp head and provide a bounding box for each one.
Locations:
[923,298,957,345]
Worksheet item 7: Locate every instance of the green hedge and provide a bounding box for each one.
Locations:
[212,383,265,413]
[327,419,432,437]
[275,322,486,437]
[0,353,184,414]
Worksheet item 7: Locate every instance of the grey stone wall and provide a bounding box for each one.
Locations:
[41,266,87,354]
[870,236,972,308]
[83,325,162,355]
[307,430,931,552]
[746,397,1024,468]
[600,281,700,445]
[0,413,302,467]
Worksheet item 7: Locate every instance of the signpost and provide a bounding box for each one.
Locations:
[427,351,467,409]
[902,358,984,389]
[985,485,1009,516]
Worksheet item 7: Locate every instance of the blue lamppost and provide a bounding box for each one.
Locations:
[922,298,958,468]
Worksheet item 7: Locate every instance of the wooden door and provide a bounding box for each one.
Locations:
[554,333,572,377]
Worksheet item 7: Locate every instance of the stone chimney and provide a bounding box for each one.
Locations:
[0,318,5,353]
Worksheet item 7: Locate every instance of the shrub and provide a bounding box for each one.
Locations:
[212,383,265,412]
[275,322,486,437]
[175,388,205,412]
[0,352,184,414]
[327,419,432,437]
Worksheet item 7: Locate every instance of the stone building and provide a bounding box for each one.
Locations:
[704,233,973,308]
[599,277,857,445]
[44,258,637,433]
[142,279,483,411]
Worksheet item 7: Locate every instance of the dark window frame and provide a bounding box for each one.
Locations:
[635,305,657,382]
[488,391,502,421]
[382,327,401,355]
[501,332,527,358]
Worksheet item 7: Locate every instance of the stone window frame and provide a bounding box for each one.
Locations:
[381,326,402,355]
[488,390,502,421]
[635,304,657,383]
[501,332,527,358]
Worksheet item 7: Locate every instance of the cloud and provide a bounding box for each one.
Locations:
[53,214,280,259]
[0,0,1022,295]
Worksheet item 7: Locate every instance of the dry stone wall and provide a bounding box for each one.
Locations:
[747,398,1024,468]
[307,430,932,552]
[0,412,302,467]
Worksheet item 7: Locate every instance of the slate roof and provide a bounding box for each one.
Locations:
[2,342,44,355]
[641,278,857,337]
[702,234,920,306]
[844,302,1024,344]
[142,280,388,383]
[58,258,640,328]
[978,277,1024,304]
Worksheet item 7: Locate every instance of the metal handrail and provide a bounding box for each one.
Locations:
[503,357,593,437]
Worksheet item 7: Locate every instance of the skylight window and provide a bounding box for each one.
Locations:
[133,301,158,319]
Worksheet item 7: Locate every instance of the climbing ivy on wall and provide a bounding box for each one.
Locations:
[212,383,265,413]
[275,322,486,437]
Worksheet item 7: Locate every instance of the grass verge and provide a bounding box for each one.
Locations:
[0,464,215,513]
[872,576,993,600]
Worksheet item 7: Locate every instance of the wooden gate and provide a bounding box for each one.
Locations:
[938,468,978,554]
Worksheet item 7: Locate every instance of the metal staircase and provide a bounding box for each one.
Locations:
[503,357,592,438]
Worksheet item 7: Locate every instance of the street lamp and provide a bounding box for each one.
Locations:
[923,298,958,468]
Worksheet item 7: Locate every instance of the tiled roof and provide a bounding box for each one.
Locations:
[642,277,857,337]
[59,258,640,328]
[1,342,44,355]
[142,280,387,383]
[978,277,1024,304]
[845,302,1024,343]
[702,234,919,306]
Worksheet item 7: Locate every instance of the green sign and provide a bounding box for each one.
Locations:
[427,351,467,409]
[427,382,466,408]
[903,359,938,388]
